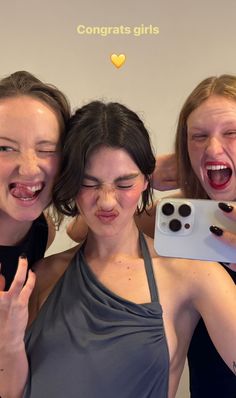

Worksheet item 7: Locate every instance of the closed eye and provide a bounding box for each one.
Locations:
[82,183,100,188]
[38,150,57,152]
[224,130,236,137]
[37,149,58,157]
[116,184,133,189]
[191,133,208,141]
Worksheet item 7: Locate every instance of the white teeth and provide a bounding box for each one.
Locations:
[20,197,35,201]
[206,165,228,171]
[29,184,42,192]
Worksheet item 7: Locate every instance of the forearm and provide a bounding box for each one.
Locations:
[135,204,157,238]
[0,345,28,398]
[67,215,88,243]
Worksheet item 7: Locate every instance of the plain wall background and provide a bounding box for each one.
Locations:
[2,1,236,396]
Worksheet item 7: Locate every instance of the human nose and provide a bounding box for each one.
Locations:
[205,136,224,156]
[18,150,41,177]
[96,184,117,210]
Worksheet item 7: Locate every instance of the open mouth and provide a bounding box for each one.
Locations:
[9,182,44,201]
[206,164,232,189]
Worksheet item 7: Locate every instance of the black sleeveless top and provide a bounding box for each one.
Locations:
[24,234,169,398]
[188,264,236,398]
[1,213,48,291]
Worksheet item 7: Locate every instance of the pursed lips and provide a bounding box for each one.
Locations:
[95,210,119,222]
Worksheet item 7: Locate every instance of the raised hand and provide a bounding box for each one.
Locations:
[152,153,178,191]
[0,255,36,352]
[209,202,236,270]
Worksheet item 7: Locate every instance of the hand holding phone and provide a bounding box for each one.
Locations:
[154,198,236,262]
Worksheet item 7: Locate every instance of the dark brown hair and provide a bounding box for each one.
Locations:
[53,101,156,217]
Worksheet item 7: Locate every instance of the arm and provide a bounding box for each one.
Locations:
[66,215,88,243]
[193,262,236,374]
[135,203,157,238]
[135,194,184,239]
[0,257,35,398]
[135,153,180,238]
[152,153,178,191]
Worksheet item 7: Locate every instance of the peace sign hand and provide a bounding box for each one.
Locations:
[0,255,36,353]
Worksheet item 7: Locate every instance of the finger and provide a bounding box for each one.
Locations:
[210,225,236,248]
[9,254,28,295]
[218,230,236,248]
[19,270,36,304]
[218,202,236,221]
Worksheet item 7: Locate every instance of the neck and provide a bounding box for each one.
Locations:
[84,222,141,262]
[0,213,33,246]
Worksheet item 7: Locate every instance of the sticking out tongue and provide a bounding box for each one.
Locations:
[9,183,42,200]
[207,168,232,187]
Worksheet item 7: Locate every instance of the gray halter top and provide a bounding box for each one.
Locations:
[24,233,169,397]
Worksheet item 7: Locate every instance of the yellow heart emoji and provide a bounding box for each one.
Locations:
[110,53,126,69]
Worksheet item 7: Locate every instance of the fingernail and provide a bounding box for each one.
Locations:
[209,225,223,236]
[20,253,27,259]
[218,202,233,213]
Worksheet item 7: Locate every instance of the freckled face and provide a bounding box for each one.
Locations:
[76,146,148,238]
[187,95,236,200]
[0,96,60,222]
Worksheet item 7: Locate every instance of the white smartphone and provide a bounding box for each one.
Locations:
[154,198,236,262]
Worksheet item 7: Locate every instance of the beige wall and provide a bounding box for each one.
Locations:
[3,1,236,396]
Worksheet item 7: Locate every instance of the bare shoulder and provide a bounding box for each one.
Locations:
[33,244,80,291]
[28,244,81,326]
[145,233,230,286]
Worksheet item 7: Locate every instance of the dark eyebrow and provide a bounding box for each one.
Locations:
[83,173,140,183]
[83,175,100,182]
[114,173,140,182]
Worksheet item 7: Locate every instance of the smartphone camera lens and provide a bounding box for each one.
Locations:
[162,202,175,216]
[178,204,191,217]
[169,219,182,232]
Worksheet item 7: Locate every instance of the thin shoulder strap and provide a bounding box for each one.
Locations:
[139,233,159,302]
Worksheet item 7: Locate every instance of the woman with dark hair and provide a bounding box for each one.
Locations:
[2,101,236,398]
[53,101,155,217]
[0,70,70,291]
